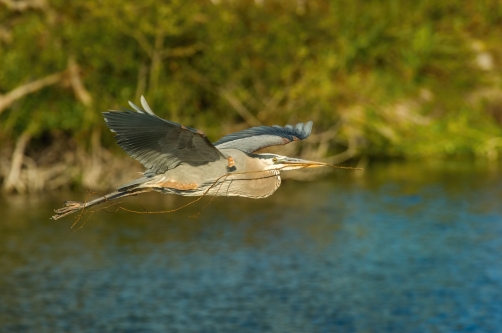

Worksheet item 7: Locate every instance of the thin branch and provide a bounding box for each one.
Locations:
[115,19,154,58]
[323,148,358,165]
[148,29,165,94]
[135,61,148,101]
[0,0,46,11]
[219,88,262,126]
[3,130,31,193]
[68,56,92,107]
[0,72,64,115]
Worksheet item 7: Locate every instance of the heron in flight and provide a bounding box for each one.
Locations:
[52,97,329,220]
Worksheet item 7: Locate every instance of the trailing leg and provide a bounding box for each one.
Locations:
[51,188,152,220]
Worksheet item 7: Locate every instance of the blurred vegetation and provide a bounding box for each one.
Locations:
[1,0,502,192]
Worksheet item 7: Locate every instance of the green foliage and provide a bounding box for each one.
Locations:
[1,0,502,158]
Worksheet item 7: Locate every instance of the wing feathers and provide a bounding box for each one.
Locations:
[105,98,312,171]
[104,107,224,173]
[214,121,313,153]
[140,95,156,116]
[128,101,145,114]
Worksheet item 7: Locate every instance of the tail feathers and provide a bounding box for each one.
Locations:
[51,188,152,220]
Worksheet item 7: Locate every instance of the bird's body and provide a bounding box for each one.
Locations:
[133,149,282,198]
[52,96,325,220]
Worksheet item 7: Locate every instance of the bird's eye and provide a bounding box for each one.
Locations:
[272,157,278,163]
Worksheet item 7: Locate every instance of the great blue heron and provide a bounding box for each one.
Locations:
[52,97,331,220]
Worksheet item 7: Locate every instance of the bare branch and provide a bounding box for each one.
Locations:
[115,19,154,58]
[148,30,165,94]
[135,62,148,102]
[219,88,262,127]
[3,130,31,193]
[323,148,358,165]
[0,72,64,115]
[0,0,46,11]
[68,56,92,107]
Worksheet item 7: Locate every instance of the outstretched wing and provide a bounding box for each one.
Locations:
[214,121,313,153]
[103,98,225,174]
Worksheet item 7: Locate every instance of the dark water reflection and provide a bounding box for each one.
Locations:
[1,161,502,332]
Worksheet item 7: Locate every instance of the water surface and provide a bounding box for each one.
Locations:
[1,161,501,332]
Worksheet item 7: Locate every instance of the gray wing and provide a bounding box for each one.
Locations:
[103,101,225,174]
[214,121,313,153]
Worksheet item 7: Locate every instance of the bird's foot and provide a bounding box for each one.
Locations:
[51,201,84,220]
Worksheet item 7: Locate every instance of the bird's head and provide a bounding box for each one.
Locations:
[260,154,327,171]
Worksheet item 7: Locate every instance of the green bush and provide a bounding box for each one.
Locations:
[1,0,501,159]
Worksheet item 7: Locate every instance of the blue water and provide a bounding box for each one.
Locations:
[1,162,501,332]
